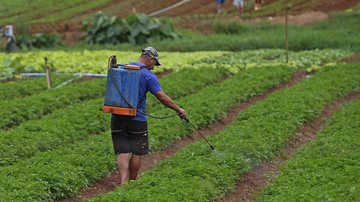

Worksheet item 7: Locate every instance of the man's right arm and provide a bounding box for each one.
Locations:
[154,91,187,118]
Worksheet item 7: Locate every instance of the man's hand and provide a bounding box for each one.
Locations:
[177,108,187,119]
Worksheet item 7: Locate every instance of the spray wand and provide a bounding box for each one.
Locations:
[183,117,215,150]
[107,55,215,151]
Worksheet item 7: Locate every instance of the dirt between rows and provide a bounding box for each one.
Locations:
[26,0,360,44]
[219,91,360,202]
[57,71,307,202]
[340,53,360,64]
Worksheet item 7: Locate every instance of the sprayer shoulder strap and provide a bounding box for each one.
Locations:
[137,98,144,111]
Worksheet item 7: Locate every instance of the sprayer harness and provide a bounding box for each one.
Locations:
[108,56,179,119]
[106,56,215,150]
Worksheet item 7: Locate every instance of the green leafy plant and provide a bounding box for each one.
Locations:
[82,12,178,45]
[17,33,62,49]
[0,65,292,201]
[0,78,106,130]
[90,64,360,202]
[0,67,229,167]
[12,19,61,50]
[259,100,360,201]
[0,75,74,101]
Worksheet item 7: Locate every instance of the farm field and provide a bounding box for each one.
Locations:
[259,99,360,201]
[1,0,358,25]
[0,49,351,81]
[0,49,359,201]
[1,1,360,202]
[88,64,360,202]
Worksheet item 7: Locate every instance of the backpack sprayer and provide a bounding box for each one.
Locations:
[101,55,140,116]
[101,55,215,150]
[101,55,178,119]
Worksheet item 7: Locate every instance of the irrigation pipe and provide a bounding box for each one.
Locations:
[20,72,107,78]
[19,72,106,89]
[148,0,191,16]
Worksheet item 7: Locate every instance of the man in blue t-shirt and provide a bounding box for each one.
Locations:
[111,47,187,185]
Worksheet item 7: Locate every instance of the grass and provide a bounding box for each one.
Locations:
[33,8,360,53]
[0,0,112,25]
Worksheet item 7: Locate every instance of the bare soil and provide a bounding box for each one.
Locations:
[28,0,360,42]
[340,53,360,64]
[219,91,360,202]
[57,71,307,202]
[268,11,329,25]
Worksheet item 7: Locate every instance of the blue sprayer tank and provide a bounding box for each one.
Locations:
[102,58,141,116]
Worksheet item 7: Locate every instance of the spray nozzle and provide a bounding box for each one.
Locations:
[109,55,117,68]
[183,117,215,150]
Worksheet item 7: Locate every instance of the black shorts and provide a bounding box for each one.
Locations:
[111,118,149,155]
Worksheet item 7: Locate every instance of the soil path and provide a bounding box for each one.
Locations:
[57,71,307,202]
[27,0,359,43]
[219,91,360,202]
[340,53,360,64]
[267,11,329,25]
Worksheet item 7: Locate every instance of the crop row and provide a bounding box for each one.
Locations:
[0,51,224,78]
[0,49,349,75]
[0,0,112,24]
[0,67,229,167]
[0,75,74,101]
[196,49,352,72]
[0,65,294,201]
[89,64,360,201]
[259,99,360,201]
[0,64,228,131]
[0,77,106,130]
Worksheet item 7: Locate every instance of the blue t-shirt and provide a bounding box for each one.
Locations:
[112,62,162,122]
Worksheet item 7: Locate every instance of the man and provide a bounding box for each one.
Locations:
[233,0,244,16]
[2,25,18,52]
[111,47,187,185]
[254,0,262,10]
[216,0,225,14]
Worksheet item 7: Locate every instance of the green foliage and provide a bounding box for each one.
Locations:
[0,78,106,130]
[0,0,112,25]
[12,19,61,50]
[0,75,74,101]
[17,33,62,49]
[0,51,224,79]
[199,49,352,72]
[0,67,229,167]
[0,67,15,81]
[148,66,293,151]
[146,10,360,52]
[90,64,360,202]
[82,12,178,45]
[0,65,292,201]
[0,49,349,81]
[147,67,230,112]
[259,100,360,201]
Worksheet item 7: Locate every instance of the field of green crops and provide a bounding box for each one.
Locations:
[0,0,360,202]
[0,0,112,24]
[259,99,360,201]
[0,47,359,202]
[0,49,351,81]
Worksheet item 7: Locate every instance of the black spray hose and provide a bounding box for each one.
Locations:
[108,56,179,120]
[183,118,215,150]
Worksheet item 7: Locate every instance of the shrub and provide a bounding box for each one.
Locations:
[17,33,61,49]
[82,12,178,45]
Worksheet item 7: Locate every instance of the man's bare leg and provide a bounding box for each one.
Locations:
[117,153,130,184]
[237,6,243,16]
[129,154,142,181]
